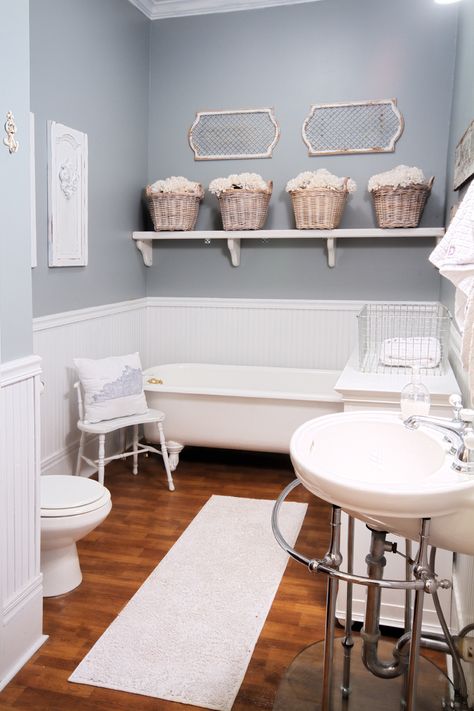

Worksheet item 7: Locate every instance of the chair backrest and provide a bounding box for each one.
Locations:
[74,381,85,422]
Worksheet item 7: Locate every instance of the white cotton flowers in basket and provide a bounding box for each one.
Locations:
[149,176,203,196]
[209,172,270,196]
[286,169,357,193]
[368,165,426,192]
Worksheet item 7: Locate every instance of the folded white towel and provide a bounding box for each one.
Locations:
[379,337,441,368]
[429,181,474,331]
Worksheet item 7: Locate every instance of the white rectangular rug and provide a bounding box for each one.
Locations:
[69,494,307,710]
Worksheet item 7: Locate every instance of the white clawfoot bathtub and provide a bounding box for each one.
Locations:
[143,363,343,470]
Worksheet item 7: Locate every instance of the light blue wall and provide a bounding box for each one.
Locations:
[441,0,474,315]
[146,0,458,301]
[0,0,32,361]
[30,0,149,317]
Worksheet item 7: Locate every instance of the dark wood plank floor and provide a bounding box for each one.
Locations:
[0,448,443,710]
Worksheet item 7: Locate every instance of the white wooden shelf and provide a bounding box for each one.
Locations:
[132,228,444,268]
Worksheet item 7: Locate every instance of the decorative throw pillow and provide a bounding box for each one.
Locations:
[74,352,148,423]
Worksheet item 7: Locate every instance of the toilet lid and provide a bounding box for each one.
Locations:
[41,475,107,512]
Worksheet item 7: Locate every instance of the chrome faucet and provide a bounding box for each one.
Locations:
[404,394,474,473]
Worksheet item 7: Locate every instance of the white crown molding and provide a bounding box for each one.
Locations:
[129,0,323,20]
[128,0,155,19]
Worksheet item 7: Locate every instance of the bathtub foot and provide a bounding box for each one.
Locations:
[166,441,184,472]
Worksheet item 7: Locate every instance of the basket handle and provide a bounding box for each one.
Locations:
[427,176,435,190]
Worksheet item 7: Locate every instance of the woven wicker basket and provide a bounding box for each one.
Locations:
[371,177,434,228]
[145,185,203,231]
[218,182,272,230]
[290,185,349,229]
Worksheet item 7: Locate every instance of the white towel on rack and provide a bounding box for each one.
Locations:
[429,180,474,330]
[379,337,441,368]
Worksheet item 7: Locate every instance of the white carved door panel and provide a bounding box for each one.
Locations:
[48,121,88,267]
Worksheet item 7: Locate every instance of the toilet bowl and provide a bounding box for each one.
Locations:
[40,475,112,597]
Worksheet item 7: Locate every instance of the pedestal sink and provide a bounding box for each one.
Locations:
[290,411,474,555]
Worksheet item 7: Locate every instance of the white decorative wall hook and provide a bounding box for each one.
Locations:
[3,111,19,154]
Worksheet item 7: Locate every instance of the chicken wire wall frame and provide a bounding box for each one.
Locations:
[48,120,88,267]
[302,99,404,156]
[453,118,474,190]
[189,108,280,161]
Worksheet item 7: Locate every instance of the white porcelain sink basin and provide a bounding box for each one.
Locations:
[290,411,474,555]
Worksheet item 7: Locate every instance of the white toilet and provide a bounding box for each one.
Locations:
[40,475,112,597]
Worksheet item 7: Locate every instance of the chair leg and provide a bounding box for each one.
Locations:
[98,433,106,486]
[158,422,175,492]
[75,432,85,477]
[132,424,139,476]
[120,428,126,459]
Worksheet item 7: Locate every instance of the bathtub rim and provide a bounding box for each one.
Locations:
[143,363,343,403]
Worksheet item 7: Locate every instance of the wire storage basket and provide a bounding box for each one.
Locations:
[358,303,451,375]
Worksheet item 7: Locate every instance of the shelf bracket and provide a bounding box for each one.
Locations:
[136,239,153,266]
[327,237,336,268]
[227,238,241,267]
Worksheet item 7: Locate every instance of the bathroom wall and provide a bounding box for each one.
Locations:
[0,0,32,361]
[29,0,150,317]
[0,0,46,690]
[145,0,457,301]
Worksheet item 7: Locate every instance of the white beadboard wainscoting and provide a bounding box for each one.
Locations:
[144,297,362,371]
[33,299,147,477]
[33,296,362,475]
[0,356,46,691]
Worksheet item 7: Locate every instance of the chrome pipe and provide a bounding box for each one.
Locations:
[341,515,355,698]
[401,539,414,709]
[429,547,469,707]
[271,479,313,567]
[272,480,425,590]
[361,529,407,679]
[405,518,431,711]
[322,506,342,711]
[396,631,449,655]
[459,622,474,638]
[404,539,413,635]
[314,562,425,590]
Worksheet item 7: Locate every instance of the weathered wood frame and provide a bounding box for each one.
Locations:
[302,99,404,156]
[189,108,280,161]
[454,118,474,190]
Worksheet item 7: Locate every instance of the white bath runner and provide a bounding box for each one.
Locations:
[69,494,307,711]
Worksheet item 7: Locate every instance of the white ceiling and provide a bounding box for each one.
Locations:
[128,0,323,20]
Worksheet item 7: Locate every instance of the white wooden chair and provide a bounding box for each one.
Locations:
[74,382,175,491]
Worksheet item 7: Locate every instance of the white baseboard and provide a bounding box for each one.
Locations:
[0,635,48,692]
[0,578,46,691]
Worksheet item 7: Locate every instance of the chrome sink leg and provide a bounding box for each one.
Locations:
[322,505,343,710]
[405,518,431,711]
[401,539,414,709]
[341,515,355,699]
